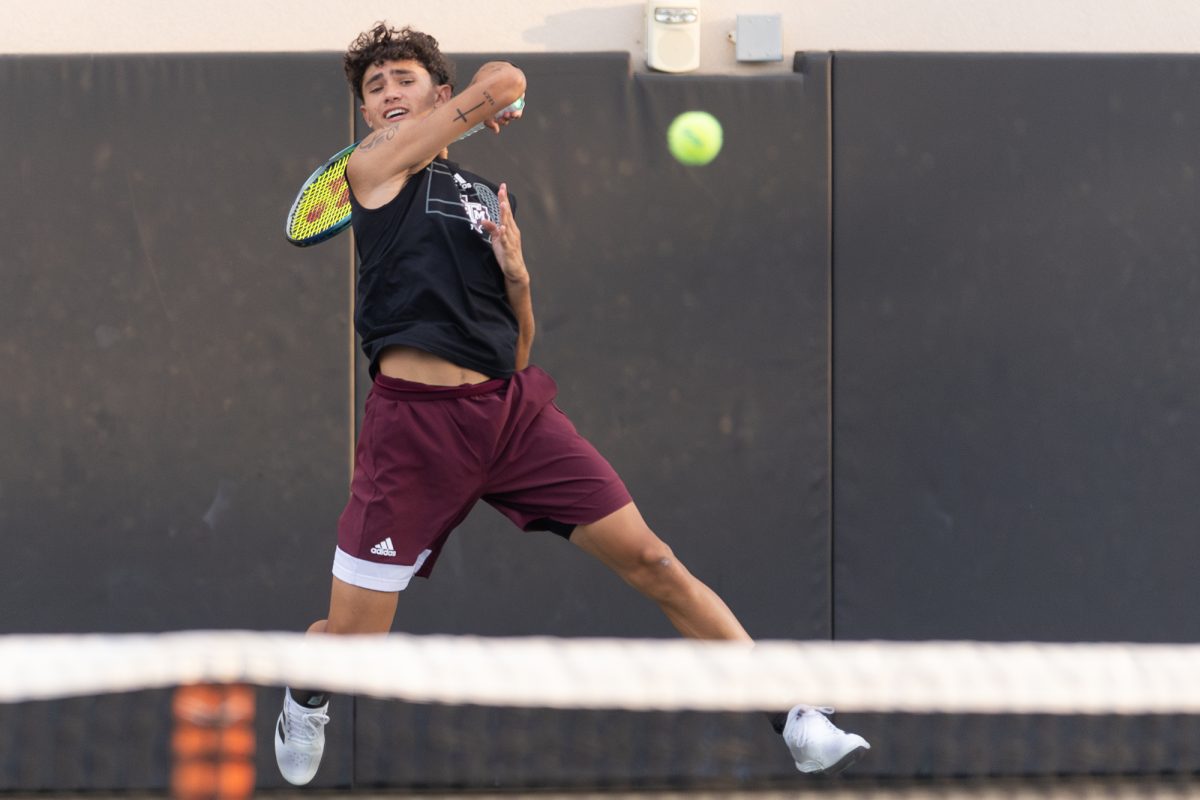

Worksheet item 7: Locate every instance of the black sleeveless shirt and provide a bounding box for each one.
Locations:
[348,157,519,378]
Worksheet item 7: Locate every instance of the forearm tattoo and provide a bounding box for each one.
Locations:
[453,99,487,126]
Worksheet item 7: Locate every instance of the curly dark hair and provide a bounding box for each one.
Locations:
[343,23,455,103]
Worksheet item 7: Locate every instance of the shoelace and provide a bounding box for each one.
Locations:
[796,706,840,744]
[285,707,330,746]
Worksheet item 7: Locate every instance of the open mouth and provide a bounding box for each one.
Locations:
[384,108,408,122]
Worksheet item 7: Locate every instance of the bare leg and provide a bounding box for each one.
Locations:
[306,576,400,636]
[570,502,751,642]
[288,578,399,705]
[573,502,870,774]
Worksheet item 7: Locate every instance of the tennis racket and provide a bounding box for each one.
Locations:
[285,97,525,247]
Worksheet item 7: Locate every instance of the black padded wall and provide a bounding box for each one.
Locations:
[832,53,1200,642]
[21,44,1200,790]
[0,52,832,640]
[0,53,356,790]
[0,54,350,634]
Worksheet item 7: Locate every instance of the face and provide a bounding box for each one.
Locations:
[359,58,451,131]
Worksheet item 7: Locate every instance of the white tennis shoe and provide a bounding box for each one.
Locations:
[274,689,330,785]
[781,704,870,775]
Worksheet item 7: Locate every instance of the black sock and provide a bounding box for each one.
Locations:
[767,710,790,734]
[289,688,330,708]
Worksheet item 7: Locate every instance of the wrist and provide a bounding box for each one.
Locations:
[505,269,531,287]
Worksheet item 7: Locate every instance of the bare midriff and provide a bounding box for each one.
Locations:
[377,345,492,386]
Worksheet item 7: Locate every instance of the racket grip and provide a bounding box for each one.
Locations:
[456,96,526,141]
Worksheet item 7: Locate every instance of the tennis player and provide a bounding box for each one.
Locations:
[275,22,869,785]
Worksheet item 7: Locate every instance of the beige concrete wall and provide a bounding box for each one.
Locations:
[3,0,1199,73]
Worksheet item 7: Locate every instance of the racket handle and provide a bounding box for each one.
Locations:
[457,96,526,141]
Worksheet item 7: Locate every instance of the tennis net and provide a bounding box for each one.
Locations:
[5,633,1200,797]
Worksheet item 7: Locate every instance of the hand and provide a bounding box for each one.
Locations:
[481,183,528,283]
[484,106,523,135]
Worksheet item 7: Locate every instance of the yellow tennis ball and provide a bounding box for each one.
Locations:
[667,110,723,166]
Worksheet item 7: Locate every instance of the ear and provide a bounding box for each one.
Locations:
[359,103,373,130]
[433,84,453,107]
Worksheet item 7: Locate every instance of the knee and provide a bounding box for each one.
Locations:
[621,542,688,601]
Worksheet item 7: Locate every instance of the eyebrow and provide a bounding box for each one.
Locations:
[364,68,417,87]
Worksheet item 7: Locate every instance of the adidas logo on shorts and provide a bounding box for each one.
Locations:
[370,537,397,557]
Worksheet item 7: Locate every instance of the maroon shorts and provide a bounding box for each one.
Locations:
[333,365,632,591]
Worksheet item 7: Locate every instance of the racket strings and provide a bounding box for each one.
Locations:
[287,153,352,242]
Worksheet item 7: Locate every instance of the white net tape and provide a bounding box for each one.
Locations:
[3,632,1199,713]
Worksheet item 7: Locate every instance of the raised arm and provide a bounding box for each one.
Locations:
[347,61,526,205]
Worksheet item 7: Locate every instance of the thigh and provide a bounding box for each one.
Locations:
[483,402,633,534]
[325,576,399,634]
[336,388,485,590]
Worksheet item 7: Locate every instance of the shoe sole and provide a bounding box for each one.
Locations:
[813,745,868,777]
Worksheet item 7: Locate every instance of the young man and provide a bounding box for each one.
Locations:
[274,22,869,786]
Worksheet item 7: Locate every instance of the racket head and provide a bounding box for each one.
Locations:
[285,143,357,247]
